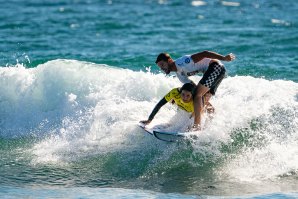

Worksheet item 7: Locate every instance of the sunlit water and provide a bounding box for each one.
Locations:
[1,0,298,198]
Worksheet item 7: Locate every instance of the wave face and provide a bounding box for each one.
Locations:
[0,59,297,194]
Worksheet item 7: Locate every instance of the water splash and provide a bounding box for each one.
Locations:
[0,59,297,182]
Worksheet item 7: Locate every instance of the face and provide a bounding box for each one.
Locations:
[181,90,193,103]
[157,60,170,75]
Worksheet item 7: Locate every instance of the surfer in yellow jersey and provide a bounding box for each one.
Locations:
[140,83,214,126]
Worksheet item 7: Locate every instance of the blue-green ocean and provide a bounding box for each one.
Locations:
[1,0,298,198]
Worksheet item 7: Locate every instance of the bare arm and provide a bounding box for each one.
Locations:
[191,51,236,63]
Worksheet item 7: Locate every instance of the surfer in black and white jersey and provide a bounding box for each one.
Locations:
[155,51,235,131]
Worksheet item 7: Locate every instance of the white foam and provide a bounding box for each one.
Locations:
[210,76,298,181]
[221,1,240,7]
[1,59,297,181]
[191,1,207,7]
[271,19,291,26]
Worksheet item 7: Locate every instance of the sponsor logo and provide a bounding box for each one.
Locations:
[185,58,190,64]
[187,70,199,76]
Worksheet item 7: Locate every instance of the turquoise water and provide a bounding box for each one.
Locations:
[2,0,298,81]
[1,0,298,198]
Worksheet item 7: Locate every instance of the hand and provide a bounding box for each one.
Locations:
[139,120,151,125]
[224,53,236,61]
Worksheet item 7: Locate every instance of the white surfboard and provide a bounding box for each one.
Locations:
[138,123,188,142]
[138,122,154,135]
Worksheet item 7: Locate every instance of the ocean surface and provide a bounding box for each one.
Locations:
[1,0,298,198]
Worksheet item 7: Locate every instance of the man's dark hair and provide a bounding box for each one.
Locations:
[155,53,171,64]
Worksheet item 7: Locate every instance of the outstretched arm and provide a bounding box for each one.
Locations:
[191,51,236,63]
[140,98,168,125]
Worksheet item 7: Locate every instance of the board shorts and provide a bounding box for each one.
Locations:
[199,62,226,95]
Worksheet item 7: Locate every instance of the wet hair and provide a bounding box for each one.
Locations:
[155,53,171,64]
[179,83,196,95]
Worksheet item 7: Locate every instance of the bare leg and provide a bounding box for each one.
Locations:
[193,83,210,129]
[203,92,215,114]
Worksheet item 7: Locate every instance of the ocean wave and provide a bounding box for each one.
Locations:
[0,59,297,182]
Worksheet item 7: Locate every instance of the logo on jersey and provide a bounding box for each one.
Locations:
[185,58,190,64]
[187,70,199,76]
[166,93,171,98]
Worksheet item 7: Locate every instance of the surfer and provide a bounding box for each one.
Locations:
[155,51,235,131]
[139,83,214,126]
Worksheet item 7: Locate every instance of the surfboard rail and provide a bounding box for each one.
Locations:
[153,130,186,142]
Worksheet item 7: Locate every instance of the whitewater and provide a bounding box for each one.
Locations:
[0,59,297,196]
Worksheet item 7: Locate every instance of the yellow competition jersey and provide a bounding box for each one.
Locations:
[164,88,194,113]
